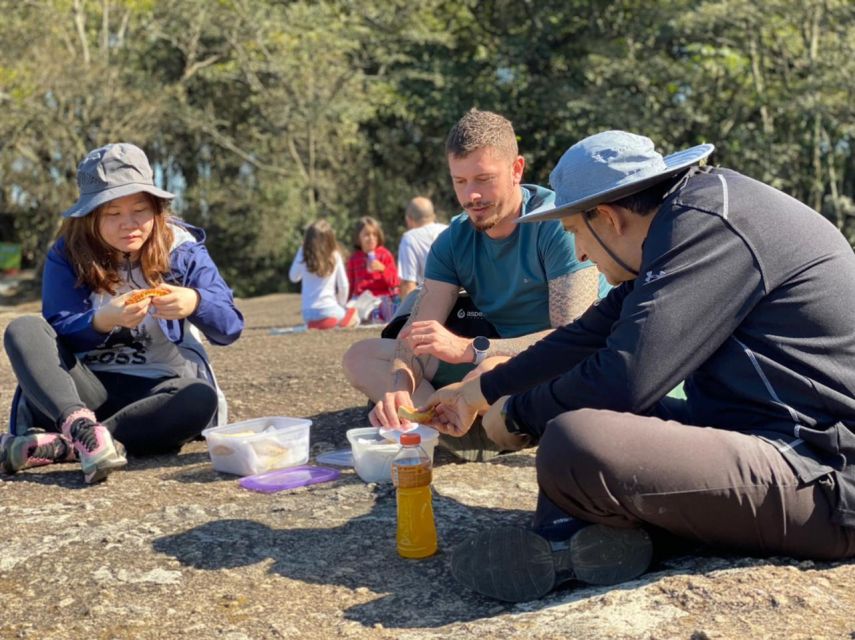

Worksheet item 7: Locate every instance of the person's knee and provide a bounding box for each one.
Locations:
[537,409,615,491]
[341,341,365,385]
[3,316,50,344]
[171,382,218,442]
[4,315,51,354]
[341,338,384,387]
[183,381,218,420]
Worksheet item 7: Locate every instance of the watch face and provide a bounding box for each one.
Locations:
[473,336,490,351]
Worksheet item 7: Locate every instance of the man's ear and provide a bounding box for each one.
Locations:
[593,204,627,234]
[511,155,525,185]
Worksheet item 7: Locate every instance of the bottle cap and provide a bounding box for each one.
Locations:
[400,433,421,445]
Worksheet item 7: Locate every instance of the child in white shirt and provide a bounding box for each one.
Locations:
[289,220,358,329]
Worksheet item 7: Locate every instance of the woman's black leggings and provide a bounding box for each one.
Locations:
[4,315,218,455]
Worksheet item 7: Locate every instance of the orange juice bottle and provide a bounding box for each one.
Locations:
[391,433,437,558]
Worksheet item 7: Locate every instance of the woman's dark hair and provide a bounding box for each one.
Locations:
[352,216,385,250]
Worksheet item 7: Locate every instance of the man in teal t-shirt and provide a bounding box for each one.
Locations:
[342,108,604,460]
[426,185,610,339]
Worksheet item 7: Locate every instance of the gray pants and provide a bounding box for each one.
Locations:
[536,408,855,560]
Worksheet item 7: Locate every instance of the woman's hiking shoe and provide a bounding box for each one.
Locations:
[450,524,652,603]
[60,409,127,484]
[0,432,76,474]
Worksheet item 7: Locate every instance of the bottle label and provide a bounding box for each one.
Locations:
[392,461,432,488]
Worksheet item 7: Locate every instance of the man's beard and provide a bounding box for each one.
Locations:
[465,201,507,232]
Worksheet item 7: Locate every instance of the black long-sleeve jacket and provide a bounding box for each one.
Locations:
[481,167,855,526]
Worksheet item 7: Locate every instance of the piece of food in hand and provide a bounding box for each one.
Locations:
[124,287,170,306]
[397,405,436,423]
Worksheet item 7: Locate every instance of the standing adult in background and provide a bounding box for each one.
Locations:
[424,130,855,603]
[342,108,605,461]
[397,196,447,299]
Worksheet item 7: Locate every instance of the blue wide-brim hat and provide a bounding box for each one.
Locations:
[62,143,175,218]
[520,131,714,222]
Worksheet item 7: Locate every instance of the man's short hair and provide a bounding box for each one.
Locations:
[606,171,688,217]
[405,196,435,224]
[445,108,519,160]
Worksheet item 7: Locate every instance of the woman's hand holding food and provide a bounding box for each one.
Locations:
[150,284,201,320]
[93,294,152,332]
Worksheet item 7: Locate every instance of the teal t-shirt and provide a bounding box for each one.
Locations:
[425,184,604,338]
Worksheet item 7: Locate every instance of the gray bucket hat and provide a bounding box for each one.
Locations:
[520,130,714,222]
[62,143,175,218]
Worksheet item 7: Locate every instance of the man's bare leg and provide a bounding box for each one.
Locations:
[342,337,439,404]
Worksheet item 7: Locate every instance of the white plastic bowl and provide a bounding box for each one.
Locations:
[347,426,438,483]
[202,416,312,476]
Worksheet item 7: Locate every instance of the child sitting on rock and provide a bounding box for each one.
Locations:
[346,216,399,323]
[289,219,358,330]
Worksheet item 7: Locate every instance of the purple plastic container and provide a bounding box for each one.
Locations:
[239,465,340,493]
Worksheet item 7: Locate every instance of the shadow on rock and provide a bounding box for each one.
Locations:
[4,449,214,487]
[307,406,370,447]
[151,488,597,628]
[0,464,91,489]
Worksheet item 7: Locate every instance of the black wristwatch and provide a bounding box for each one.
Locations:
[500,396,527,437]
[472,335,491,365]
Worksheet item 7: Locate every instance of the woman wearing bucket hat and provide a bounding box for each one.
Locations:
[423,130,855,602]
[0,143,243,484]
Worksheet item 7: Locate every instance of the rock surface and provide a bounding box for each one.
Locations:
[0,293,853,639]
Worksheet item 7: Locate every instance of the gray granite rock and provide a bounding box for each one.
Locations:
[0,294,853,639]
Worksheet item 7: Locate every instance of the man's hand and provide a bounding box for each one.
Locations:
[420,378,488,436]
[462,355,511,382]
[483,395,531,452]
[369,390,416,429]
[400,320,472,363]
[150,284,201,320]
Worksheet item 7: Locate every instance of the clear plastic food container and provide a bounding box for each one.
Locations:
[202,417,312,476]
[347,426,438,483]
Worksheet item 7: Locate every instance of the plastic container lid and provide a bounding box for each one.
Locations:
[315,449,354,467]
[400,433,421,445]
[238,465,340,493]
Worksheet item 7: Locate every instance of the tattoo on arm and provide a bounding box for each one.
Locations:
[390,285,429,392]
[477,268,601,359]
[548,268,600,327]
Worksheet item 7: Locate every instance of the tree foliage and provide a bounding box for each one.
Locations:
[1,0,853,296]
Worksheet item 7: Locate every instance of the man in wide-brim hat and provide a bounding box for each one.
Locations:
[423,130,855,603]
